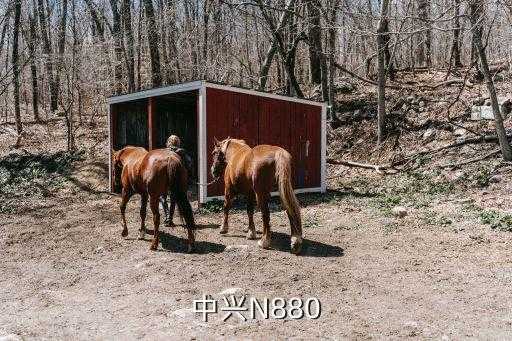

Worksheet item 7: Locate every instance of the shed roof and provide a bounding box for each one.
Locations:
[107,80,326,107]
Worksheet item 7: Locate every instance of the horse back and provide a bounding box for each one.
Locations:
[141,149,186,196]
[227,144,285,192]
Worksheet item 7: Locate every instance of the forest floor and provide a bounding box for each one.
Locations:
[2,71,512,339]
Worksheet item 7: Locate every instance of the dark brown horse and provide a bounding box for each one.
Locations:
[211,138,303,254]
[113,146,195,252]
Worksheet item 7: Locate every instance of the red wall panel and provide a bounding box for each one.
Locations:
[206,87,321,197]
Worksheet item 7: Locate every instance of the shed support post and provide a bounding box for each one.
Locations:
[109,104,117,192]
[198,85,207,204]
[148,97,156,150]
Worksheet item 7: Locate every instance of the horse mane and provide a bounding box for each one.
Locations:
[221,138,247,153]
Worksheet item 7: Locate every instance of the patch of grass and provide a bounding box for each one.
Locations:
[370,194,402,216]
[421,210,453,227]
[480,210,512,231]
[199,199,224,213]
[473,166,493,187]
[0,150,83,213]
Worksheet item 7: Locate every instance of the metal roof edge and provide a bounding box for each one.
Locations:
[203,81,326,107]
[107,80,204,104]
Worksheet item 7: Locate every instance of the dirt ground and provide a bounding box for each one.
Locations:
[2,156,512,340]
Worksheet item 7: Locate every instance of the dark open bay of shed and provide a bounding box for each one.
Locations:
[108,81,326,203]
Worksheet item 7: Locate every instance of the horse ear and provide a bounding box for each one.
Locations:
[213,136,219,145]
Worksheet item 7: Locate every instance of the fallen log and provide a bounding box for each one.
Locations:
[438,148,501,168]
[326,158,398,174]
[392,134,505,167]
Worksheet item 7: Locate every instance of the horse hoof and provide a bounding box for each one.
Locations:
[258,238,270,249]
[150,243,158,251]
[219,227,229,235]
[165,221,175,227]
[121,229,128,237]
[290,236,303,255]
[246,231,257,240]
[138,230,145,240]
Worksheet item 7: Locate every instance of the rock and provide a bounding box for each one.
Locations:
[418,100,425,108]
[171,308,195,319]
[445,171,464,182]
[336,81,355,93]
[392,206,408,218]
[472,97,486,106]
[0,335,23,341]
[218,287,243,296]
[225,244,249,252]
[471,96,512,120]
[453,128,466,137]
[489,174,503,183]
[422,128,437,143]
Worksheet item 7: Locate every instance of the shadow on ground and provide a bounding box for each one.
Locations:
[269,231,344,257]
[144,227,226,254]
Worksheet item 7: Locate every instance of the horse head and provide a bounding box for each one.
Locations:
[211,137,229,178]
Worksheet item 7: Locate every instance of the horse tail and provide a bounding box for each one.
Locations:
[167,157,196,250]
[275,148,302,252]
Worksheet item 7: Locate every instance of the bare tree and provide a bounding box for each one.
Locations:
[23,8,40,122]
[416,0,431,67]
[377,0,391,144]
[142,0,162,86]
[121,0,135,92]
[470,0,512,160]
[306,0,322,85]
[109,0,124,94]
[451,0,462,68]
[37,0,58,113]
[12,0,22,145]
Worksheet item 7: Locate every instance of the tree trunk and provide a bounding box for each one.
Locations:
[306,0,322,84]
[470,0,512,160]
[109,0,124,94]
[84,0,105,41]
[255,0,303,97]
[24,10,40,122]
[37,0,58,113]
[470,3,483,81]
[451,0,462,68]
[121,0,135,92]
[258,0,295,90]
[143,0,162,87]
[55,0,69,111]
[327,0,339,122]
[377,0,390,144]
[417,0,431,67]
[12,0,22,145]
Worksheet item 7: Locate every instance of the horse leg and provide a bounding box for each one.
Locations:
[246,193,257,240]
[219,190,233,235]
[168,194,177,227]
[139,193,148,240]
[120,188,132,237]
[160,193,171,226]
[257,193,271,249]
[149,195,160,251]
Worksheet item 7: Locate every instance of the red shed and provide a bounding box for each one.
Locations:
[108,81,326,203]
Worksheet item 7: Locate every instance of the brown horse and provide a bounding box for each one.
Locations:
[211,138,303,254]
[113,146,195,252]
